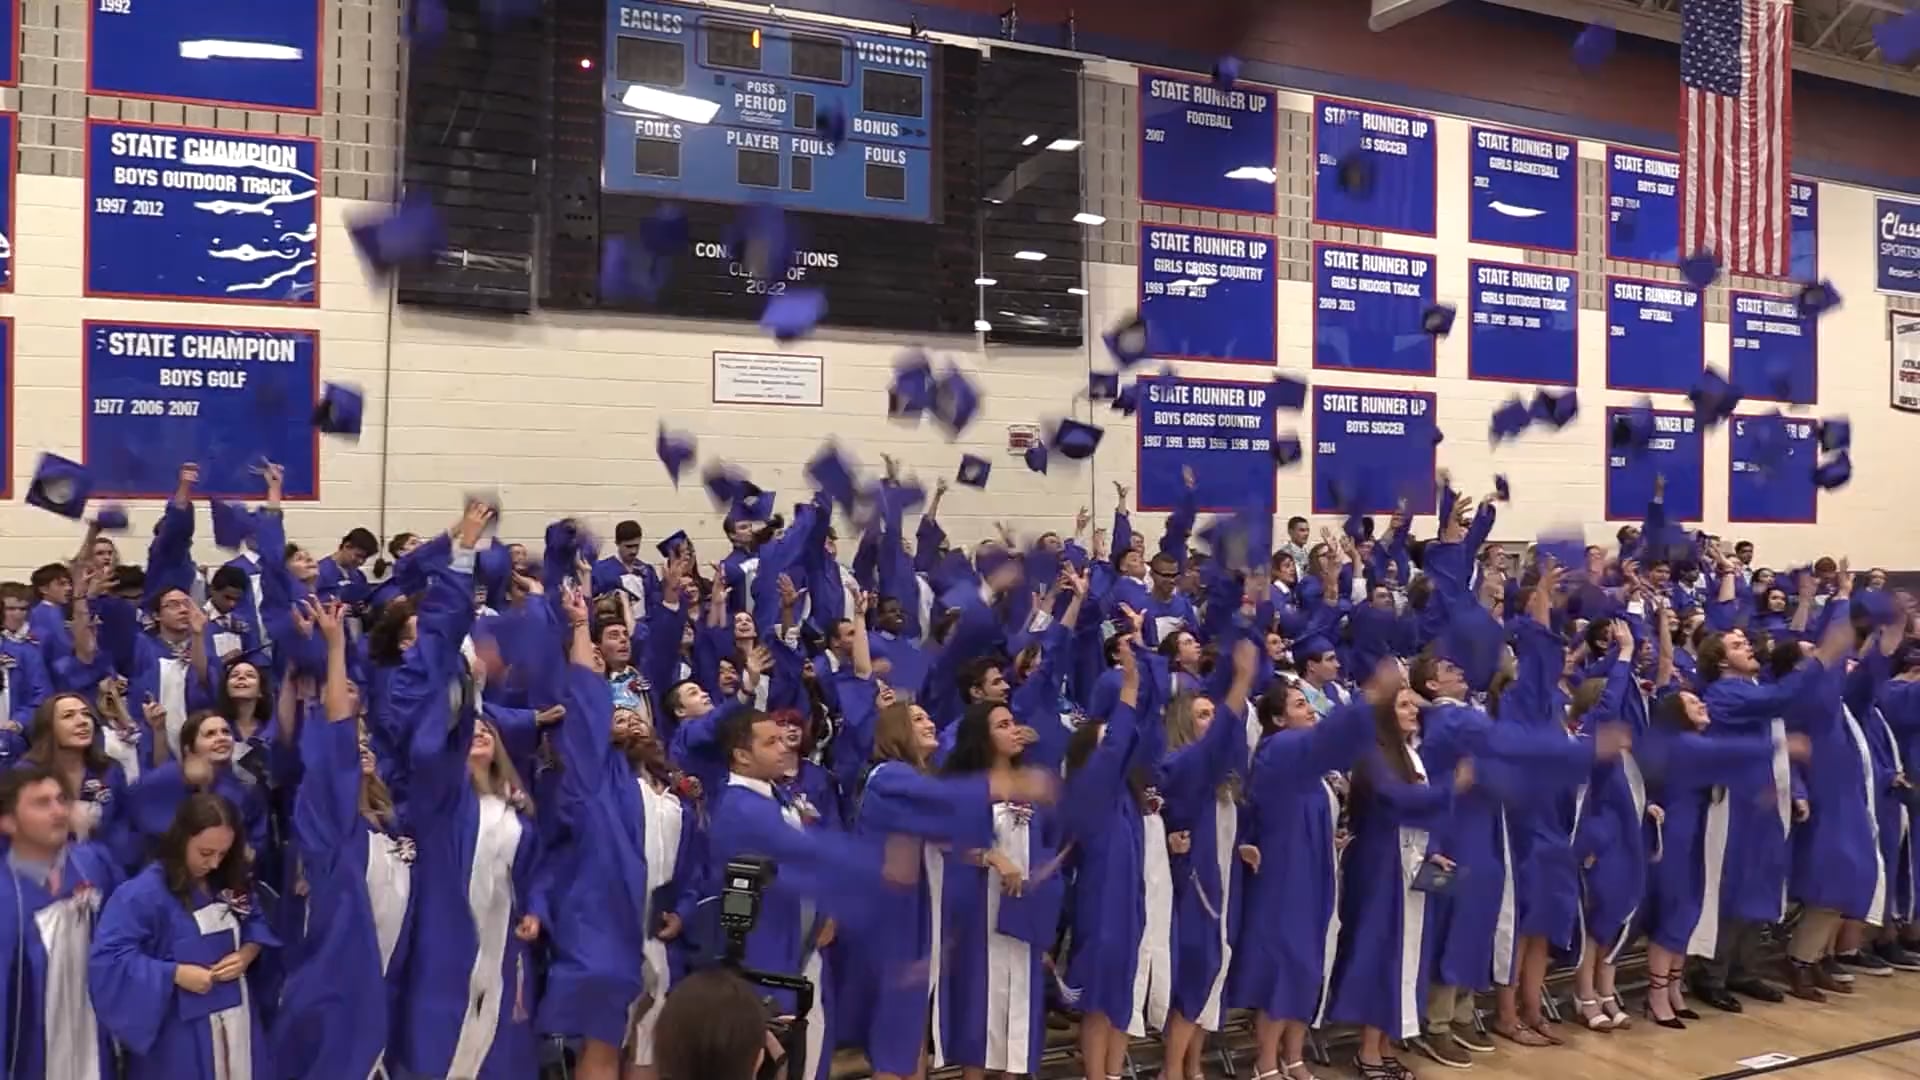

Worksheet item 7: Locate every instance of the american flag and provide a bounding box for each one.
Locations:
[1680,0,1793,277]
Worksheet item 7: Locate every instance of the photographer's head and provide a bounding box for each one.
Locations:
[721,708,792,782]
[657,968,770,1080]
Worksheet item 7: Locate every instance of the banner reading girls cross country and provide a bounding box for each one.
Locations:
[1139,224,1276,365]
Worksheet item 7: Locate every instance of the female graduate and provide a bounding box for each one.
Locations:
[122,712,270,863]
[89,792,278,1080]
[21,691,129,848]
[272,599,415,1080]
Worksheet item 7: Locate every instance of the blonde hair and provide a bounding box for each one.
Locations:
[871,702,930,772]
[470,718,536,816]
[1163,692,1241,804]
[356,720,397,828]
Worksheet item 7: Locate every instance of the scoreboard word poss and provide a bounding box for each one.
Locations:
[603,0,935,222]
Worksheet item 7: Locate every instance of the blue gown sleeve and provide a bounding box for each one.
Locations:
[87,878,177,1055]
[291,703,361,874]
[144,500,198,604]
[1250,700,1375,789]
[858,766,995,850]
[1158,690,1250,804]
[1060,696,1141,840]
[1704,661,1822,727]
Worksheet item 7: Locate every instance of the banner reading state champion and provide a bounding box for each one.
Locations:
[86,121,320,306]
[1312,387,1438,515]
[1136,376,1275,514]
[1138,70,1276,215]
[1605,407,1703,522]
[1139,225,1276,365]
[85,321,318,500]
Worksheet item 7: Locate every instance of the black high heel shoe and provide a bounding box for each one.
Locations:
[1644,972,1687,1030]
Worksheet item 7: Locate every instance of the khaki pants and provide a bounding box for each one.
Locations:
[1424,984,1475,1035]
[1789,907,1843,964]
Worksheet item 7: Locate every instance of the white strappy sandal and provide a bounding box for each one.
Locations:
[1574,996,1614,1030]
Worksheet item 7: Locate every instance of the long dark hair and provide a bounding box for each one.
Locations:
[1349,696,1421,808]
[22,692,112,778]
[367,596,418,666]
[1063,716,1150,812]
[214,659,274,739]
[159,793,252,904]
[942,700,1015,775]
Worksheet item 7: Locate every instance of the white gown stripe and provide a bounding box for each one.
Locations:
[191,901,253,1080]
[446,796,522,1078]
[38,890,102,1080]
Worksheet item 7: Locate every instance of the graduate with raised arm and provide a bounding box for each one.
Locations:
[94,504,215,767]
[271,598,414,1080]
[142,463,202,609]
[0,765,124,1078]
[251,464,326,687]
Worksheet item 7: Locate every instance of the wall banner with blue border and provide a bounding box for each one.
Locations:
[0,318,12,499]
[1140,225,1276,365]
[1313,97,1436,236]
[1135,375,1275,513]
[1312,386,1438,515]
[1468,125,1577,252]
[1728,291,1816,405]
[1790,178,1817,283]
[88,0,321,112]
[86,121,320,306]
[1879,197,1920,297]
[1604,407,1702,522]
[1605,147,1680,265]
[84,321,319,500]
[1139,70,1276,215]
[1313,242,1435,376]
[0,0,16,87]
[1467,260,1576,385]
[1605,276,1702,393]
[0,114,15,293]
[1728,413,1816,524]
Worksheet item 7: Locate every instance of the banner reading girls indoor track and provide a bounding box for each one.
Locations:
[1139,225,1276,365]
[86,121,319,306]
[1468,125,1577,252]
[1606,147,1680,265]
[1312,387,1438,515]
[1729,413,1817,524]
[1604,407,1702,522]
[1790,178,1818,283]
[88,0,321,112]
[1606,276,1702,394]
[1138,71,1277,215]
[1313,97,1436,236]
[1729,291,1816,405]
[1136,375,1275,513]
[1467,260,1576,385]
[1313,242,1435,376]
[84,321,318,500]
[1878,197,1920,297]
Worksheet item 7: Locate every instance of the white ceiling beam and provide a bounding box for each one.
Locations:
[1369,0,1459,32]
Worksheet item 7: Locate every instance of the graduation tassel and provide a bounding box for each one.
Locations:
[513,952,530,1023]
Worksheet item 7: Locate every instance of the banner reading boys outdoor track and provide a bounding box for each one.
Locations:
[86,121,319,306]
[1314,242,1435,375]
[1604,407,1702,522]
[1140,225,1276,365]
[1314,98,1436,236]
[1606,147,1680,265]
[1138,71,1276,215]
[88,0,321,112]
[1879,197,1920,297]
[1729,291,1816,405]
[1606,276,1702,394]
[1136,376,1275,514]
[1729,413,1816,524]
[1467,260,1576,385]
[84,321,318,500]
[1468,125,1577,252]
[1312,387,1438,515]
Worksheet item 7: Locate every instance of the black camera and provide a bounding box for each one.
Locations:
[716,857,815,1080]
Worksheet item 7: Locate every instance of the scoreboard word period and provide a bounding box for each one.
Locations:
[604,1,935,222]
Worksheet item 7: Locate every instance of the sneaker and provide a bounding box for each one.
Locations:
[1450,1023,1496,1054]
[1823,956,1857,985]
[1412,1033,1473,1069]
[1838,950,1894,976]
[1873,941,1920,971]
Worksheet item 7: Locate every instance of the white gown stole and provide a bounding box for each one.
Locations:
[1841,706,1889,927]
[447,796,523,1078]
[1395,750,1432,1040]
[1130,798,1173,1037]
[976,802,1034,1072]
[629,779,685,1067]
[38,886,103,1080]
[191,901,253,1080]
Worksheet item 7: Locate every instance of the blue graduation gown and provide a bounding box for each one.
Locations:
[0,632,49,735]
[0,842,122,1079]
[1703,661,1820,924]
[1788,662,1885,921]
[1639,725,1777,955]
[1160,694,1252,1032]
[1577,656,1650,954]
[88,864,279,1080]
[1059,693,1154,1030]
[122,762,269,865]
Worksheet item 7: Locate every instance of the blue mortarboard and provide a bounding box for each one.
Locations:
[26,454,93,519]
[932,368,982,436]
[408,0,447,42]
[1212,56,1241,89]
[1687,367,1742,427]
[807,444,860,511]
[208,499,255,549]
[92,503,129,532]
[312,383,364,438]
[1270,373,1309,411]
[1859,587,1902,628]
[816,103,848,150]
[656,426,696,487]
[1643,520,1693,565]
[1530,389,1578,429]
[475,543,514,607]
[726,203,795,282]
[1797,279,1842,320]
[1088,371,1120,402]
[956,454,992,489]
[1103,314,1151,368]
[731,487,776,525]
[1820,417,1850,453]
[1336,151,1374,198]
[1490,397,1532,442]
[1052,419,1104,461]
[1680,250,1720,290]
[703,464,746,509]
[601,208,687,304]
[1873,12,1920,65]
[761,288,827,343]
[1422,304,1457,338]
[1494,475,1511,502]
[349,192,447,274]
[656,530,690,559]
[889,350,936,418]
[1296,636,1334,661]
[1610,401,1655,453]
[1273,434,1303,467]
[1535,529,1586,573]
[1573,20,1617,69]
[1113,382,1142,417]
[1814,451,1852,491]
[1023,443,1048,475]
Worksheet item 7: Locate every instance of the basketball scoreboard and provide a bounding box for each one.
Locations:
[602,0,937,222]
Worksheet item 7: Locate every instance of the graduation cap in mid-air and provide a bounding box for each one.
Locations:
[1819,417,1851,454]
[1103,314,1151,368]
[25,454,94,520]
[1680,250,1720,290]
[1422,304,1457,338]
[656,426,697,487]
[600,206,688,304]
[726,203,795,283]
[1872,12,1920,66]
[1113,382,1143,417]
[209,499,255,550]
[761,289,827,343]
[1335,151,1374,199]
[1490,397,1532,443]
[806,444,860,512]
[1270,373,1309,411]
[1573,20,1618,69]
[1494,475,1511,503]
[889,350,937,419]
[1023,443,1049,475]
[1688,368,1742,428]
[932,368,982,436]
[349,193,447,275]
[956,454,992,489]
[1051,419,1104,461]
[1212,55,1241,89]
[1797,279,1843,320]
[816,104,849,150]
[1530,389,1579,429]
[1088,372,1120,403]
[1609,401,1656,453]
[1814,451,1852,491]
[1273,434,1304,467]
[702,464,749,510]
[312,383,365,438]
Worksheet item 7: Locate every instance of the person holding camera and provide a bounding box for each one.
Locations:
[655,967,778,1080]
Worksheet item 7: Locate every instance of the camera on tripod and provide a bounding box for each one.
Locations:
[715,856,815,1080]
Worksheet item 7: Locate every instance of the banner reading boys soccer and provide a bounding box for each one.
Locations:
[1139,70,1276,215]
[1604,407,1702,522]
[1729,413,1816,524]
[1468,126,1577,252]
[1312,387,1438,515]
[1136,376,1275,514]
[1139,225,1276,365]
[1467,260,1576,385]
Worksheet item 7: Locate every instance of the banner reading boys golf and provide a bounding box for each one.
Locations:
[1139,71,1276,215]
[87,120,320,306]
[1468,126,1577,252]
[1790,179,1818,282]
[1606,276,1702,393]
[1136,375,1276,513]
[1312,387,1438,515]
[1604,407,1703,521]
[1140,225,1276,365]
[1313,97,1436,235]
[1467,260,1576,385]
[1314,242,1435,375]
[85,321,319,499]
[1729,291,1816,405]
[1606,148,1680,264]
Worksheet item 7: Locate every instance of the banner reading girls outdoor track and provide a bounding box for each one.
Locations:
[1606,276,1702,394]
[1135,376,1275,514]
[1313,242,1435,376]
[1467,260,1576,385]
[1606,147,1681,265]
[1139,225,1276,365]
[1604,407,1702,522]
[1729,291,1817,405]
[84,321,319,500]
[1312,387,1437,515]
[1729,413,1816,524]
[1468,125,1577,253]
[1138,70,1277,215]
[1313,97,1436,236]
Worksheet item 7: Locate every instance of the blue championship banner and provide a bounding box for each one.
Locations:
[0,319,12,498]
[1790,178,1817,283]
[1139,70,1277,215]
[1135,376,1275,514]
[0,0,15,86]
[1314,97,1436,236]
[1606,147,1680,264]
[86,121,320,306]
[1604,407,1703,522]
[1606,276,1702,394]
[0,114,14,292]
[84,321,319,500]
[1139,225,1276,365]
[1729,413,1816,524]
[1467,260,1576,385]
[88,0,321,112]
[1879,197,1920,296]
[1729,291,1816,405]
[1314,242,1435,376]
[1468,125,1577,252]
[1312,386,1439,515]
